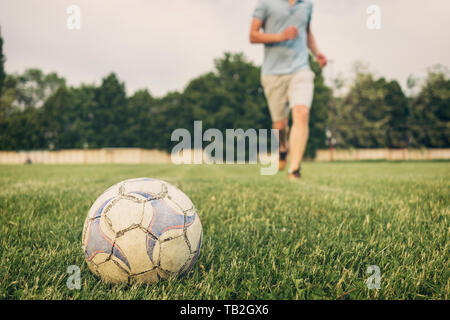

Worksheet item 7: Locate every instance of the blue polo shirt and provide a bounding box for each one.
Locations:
[253,0,313,75]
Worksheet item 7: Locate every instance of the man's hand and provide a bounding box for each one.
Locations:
[282,26,299,41]
[315,52,327,68]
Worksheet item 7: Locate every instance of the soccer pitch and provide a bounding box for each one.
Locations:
[0,162,448,300]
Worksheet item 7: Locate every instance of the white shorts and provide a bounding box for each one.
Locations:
[261,67,315,122]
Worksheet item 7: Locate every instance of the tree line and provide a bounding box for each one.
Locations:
[0,34,449,157]
[330,64,449,149]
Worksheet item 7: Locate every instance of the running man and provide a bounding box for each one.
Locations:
[250,0,327,180]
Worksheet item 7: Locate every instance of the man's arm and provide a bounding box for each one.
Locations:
[307,24,327,68]
[249,18,298,44]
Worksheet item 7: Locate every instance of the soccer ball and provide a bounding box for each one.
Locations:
[82,178,202,284]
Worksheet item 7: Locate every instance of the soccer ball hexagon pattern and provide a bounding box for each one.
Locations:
[82,178,202,284]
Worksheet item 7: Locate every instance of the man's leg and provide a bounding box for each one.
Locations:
[261,73,290,171]
[288,105,310,172]
[273,119,289,152]
[273,118,289,170]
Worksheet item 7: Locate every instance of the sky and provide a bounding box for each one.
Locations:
[1,0,449,97]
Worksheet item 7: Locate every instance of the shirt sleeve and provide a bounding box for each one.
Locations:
[252,0,267,21]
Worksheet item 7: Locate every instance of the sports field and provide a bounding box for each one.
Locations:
[0,162,448,300]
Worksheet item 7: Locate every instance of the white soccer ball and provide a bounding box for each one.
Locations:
[82,178,202,284]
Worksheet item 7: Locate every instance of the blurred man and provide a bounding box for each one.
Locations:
[250,0,327,180]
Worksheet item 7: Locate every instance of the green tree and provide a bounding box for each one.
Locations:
[11,69,66,109]
[0,68,66,150]
[69,85,100,148]
[409,65,450,147]
[0,106,43,150]
[125,89,155,148]
[0,75,17,120]
[385,80,409,148]
[93,73,127,147]
[213,52,269,130]
[0,28,5,95]
[40,85,77,149]
[180,53,270,159]
[153,91,187,150]
[183,53,269,133]
[334,66,409,148]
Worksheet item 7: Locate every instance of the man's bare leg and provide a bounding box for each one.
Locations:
[289,105,310,175]
[273,118,289,170]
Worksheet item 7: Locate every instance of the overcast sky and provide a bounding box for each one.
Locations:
[1,0,449,96]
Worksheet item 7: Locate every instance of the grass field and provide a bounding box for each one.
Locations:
[0,162,448,300]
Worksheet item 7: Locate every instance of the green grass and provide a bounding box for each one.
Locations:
[0,162,448,300]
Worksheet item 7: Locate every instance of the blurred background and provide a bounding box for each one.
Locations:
[0,0,449,161]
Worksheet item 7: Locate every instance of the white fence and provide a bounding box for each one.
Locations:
[0,148,171,164]
[0,148,449,164]
[315,148,450,161]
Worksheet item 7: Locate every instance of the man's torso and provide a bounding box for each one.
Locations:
[254,0,313,75]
